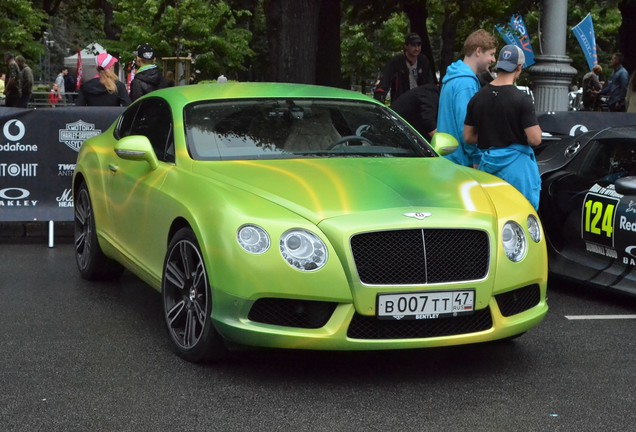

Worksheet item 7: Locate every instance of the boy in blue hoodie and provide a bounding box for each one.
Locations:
[438,30,497,167]
[463,45,543,210]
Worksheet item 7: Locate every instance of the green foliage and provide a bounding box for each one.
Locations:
[341,10,408,91]
[0,0,48,59]
[109,0,254,81]
[53,0,108,52]
[11,0,627,89]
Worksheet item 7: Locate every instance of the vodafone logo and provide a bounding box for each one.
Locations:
[3,119,26,141]
[1,119,37,152]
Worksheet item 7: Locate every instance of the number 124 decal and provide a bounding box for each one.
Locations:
[582,193,619,247]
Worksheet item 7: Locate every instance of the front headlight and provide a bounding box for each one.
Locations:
[502,221,527,262]
[527,215,541,243]
[280,229,328,271]
[237,225,270,254]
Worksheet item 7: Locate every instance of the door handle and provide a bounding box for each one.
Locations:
[108,164,118,173]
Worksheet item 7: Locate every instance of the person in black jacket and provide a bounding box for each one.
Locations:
[390,83,439,142]
[76,53,131,107]
[373,33,434,105]
[4,53,22,107]
[129,43,167,101]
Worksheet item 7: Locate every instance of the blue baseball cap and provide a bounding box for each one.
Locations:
[496,45,525,72]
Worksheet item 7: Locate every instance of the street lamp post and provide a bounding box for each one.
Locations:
[529,0,577,112]
[46,39,55,83]
[42,31,55,84]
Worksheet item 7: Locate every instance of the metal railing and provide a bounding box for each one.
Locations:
[25,91,79,108]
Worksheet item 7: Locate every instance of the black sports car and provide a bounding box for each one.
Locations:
[538,126,636,295]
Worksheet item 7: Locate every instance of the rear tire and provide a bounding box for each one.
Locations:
[162,228,227,362]
[74,182,124,281]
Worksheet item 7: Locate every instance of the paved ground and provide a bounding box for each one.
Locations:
[1,242,635,431]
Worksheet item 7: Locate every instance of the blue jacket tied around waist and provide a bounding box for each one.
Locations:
[478,144,541,210]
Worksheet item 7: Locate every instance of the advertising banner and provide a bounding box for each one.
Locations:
[0,107,123,222]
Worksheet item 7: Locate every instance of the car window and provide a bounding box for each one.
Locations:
[184,99,435,161]
[116,104,139,139]
[119,98,175,163]
[579,139,636,183]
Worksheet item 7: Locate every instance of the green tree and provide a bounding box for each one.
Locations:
[13,0,635,89]
[340,11,408,93]
[108,0,253,81]
[0,0,48,61]
[345,0,437,79]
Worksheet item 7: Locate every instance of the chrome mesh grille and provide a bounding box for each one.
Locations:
[350,229,489,284]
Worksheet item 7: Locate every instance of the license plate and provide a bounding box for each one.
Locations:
[377,290,474,320]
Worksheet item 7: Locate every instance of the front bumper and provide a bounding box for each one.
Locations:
[212,283,548,351]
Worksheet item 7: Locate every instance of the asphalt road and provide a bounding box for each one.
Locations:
[1,243,635,432]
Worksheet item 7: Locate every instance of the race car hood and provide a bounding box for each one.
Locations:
[192,158,503,224]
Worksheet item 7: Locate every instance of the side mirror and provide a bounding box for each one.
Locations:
[114,135,159,170]
[430,132,459,156]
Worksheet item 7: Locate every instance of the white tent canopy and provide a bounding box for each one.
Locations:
[63,42,107,83]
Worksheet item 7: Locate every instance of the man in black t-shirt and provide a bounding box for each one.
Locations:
[463,44,543,210]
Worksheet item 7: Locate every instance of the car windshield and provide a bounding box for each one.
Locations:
[184,99,436,160]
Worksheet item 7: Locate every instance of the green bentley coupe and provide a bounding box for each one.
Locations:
[73,82,548,362]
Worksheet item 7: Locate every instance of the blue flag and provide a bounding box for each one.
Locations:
[509,14,535,68]
[495,14,536,69]
[495,24,518,46]
[571,13,598,71]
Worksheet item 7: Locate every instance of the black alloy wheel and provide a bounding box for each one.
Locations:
[74,182,123,280]
[162,228,226,362]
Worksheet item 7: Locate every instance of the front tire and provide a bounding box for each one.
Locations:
[162,228,226,362]
[74,182,124,281]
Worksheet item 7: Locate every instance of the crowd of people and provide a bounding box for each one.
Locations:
[3,53,34,108]
[577,52,636,113]
[2,43,169,108]
[372,30,636,210]
[373,31,552,211]
[3,34,636,210]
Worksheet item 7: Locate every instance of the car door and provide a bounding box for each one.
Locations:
[581,141,636,265]
[107,98,175,277]
[544,137,636,264]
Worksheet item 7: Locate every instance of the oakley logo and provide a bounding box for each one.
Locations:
[625,245,636,258]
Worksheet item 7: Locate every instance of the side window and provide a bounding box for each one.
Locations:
[129,98,175,163]
[116,104,140,139]
[579,140,636,182]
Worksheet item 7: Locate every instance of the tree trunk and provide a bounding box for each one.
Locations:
[99,0,119,40]
[264,0,321,83]
[619,0,636,74]
[403,1,437,84]
[316,0,345,88]
[439,4,460,81]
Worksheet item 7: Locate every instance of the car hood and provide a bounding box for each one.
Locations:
[192,158,499,224]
